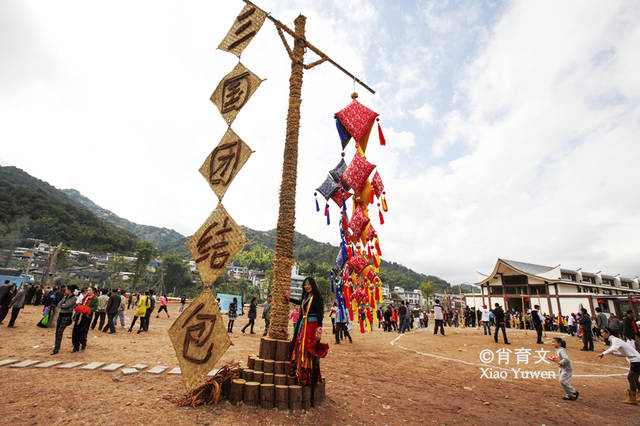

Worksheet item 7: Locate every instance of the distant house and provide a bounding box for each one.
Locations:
[464,258,640,317]
[392,286,424,307]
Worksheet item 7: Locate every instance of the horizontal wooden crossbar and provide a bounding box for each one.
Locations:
[241,0,375,94]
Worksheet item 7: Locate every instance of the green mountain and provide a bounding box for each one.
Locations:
[62,188,184,248]
[0,164,451,292]
[161,227,451,293]
[0,165,139,252]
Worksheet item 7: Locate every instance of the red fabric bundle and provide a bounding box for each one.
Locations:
[74,304,91,315]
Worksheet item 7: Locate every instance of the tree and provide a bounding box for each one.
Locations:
[262,269,274,298]
[55,246,71,271]
[0,216,28,267]
[162,254,194,296]
[132,242,154,290]
[316,277,332,306]
[420,281,435,308]
[107,255,130,287]
[300,261,317,276]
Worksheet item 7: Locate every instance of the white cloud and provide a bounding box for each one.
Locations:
[1,0,639,286]
[384,0,640,281]
[411,102,435,125]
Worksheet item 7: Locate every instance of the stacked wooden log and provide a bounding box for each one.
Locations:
[228,336,325,409]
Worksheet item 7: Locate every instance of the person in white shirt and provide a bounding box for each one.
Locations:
[567,314,576,336]
[480,305,492,336]
[599,328,640,404]
[433,300,445,336]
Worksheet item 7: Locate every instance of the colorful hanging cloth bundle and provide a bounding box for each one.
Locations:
[312,94,389,334]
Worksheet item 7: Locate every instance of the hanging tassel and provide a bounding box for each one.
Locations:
[359,315,365,333]
[375,238,382,256]
[326,205,330,225]
[347,245,353,260]
[374,285,380,302]
[378,203,384,225]
[381,193,388,212]
[377,117,386,146]
[369,188,374,205]
[373,254,379,269]
[367,244,373,260]
[314,192,320,212]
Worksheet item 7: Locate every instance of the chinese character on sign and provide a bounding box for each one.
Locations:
[514,348,531,364]
[211,63,263,126]
[221,72,251,114]
[195,217,232,270]
[496,347,512,365]
[186,204,247,286]
[168,289,231,392]
[199,128,253,201]
[534,348,551,364]
[218,4,268,57]
[182,303,217,364]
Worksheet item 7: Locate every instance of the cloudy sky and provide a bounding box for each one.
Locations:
[2,0,639,284]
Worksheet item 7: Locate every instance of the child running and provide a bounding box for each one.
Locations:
[549,337,579,401]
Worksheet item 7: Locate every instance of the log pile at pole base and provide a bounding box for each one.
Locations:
[222,336,325,409]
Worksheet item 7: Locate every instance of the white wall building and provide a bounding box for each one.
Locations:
[392,286,424,307]
[464,259,640,317]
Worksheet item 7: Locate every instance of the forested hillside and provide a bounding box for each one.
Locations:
[62,188,184,247]
[0,166,139,252]
[162,227,451,292]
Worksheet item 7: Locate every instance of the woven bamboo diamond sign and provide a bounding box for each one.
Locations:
[218,3,267,57]
[211,63,263,126]
[199,127,253,201]
[168,288,231,392]
[186,204,247,286]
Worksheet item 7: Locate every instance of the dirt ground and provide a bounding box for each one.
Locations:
[0,303,638,425]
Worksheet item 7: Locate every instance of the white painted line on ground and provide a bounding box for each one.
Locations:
[147,366,168,374]
[168,367,181,375]
[122,367,139,375]
[132,364,148,370]
[0,359,19,367]
[389,330,627,378]
[573,360,627,370]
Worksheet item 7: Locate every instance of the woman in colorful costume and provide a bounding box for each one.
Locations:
[287,277,329,406]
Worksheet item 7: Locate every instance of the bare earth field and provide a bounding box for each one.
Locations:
[0,303,638,425]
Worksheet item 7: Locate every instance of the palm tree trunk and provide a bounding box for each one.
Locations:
[268,15,306,341]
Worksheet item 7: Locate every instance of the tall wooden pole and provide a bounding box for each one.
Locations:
[268,15,306,341]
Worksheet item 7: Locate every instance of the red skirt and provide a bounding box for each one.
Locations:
[290,321,329,385]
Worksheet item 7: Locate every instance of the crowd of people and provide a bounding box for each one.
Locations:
[3,278,640,406]
[0,280,179,355]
